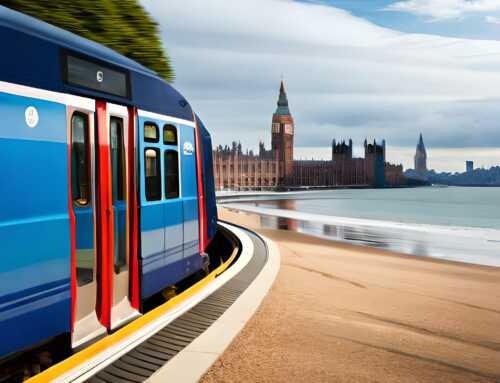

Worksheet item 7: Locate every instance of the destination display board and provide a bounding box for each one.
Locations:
[63,53,130,98]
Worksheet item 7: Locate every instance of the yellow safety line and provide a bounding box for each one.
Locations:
[27,249,238,383]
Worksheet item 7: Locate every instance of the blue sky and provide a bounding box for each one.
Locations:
[142,0,500,172]
[299,0,500,40]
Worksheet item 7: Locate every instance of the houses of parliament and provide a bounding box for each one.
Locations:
[213,81,406,190]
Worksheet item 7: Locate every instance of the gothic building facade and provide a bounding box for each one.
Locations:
[213,81,406,190]
[365,139,386,188]
[213,142,278,190]
[272,81,295,181]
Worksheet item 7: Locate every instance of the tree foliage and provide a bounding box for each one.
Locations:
[1,0,174,82]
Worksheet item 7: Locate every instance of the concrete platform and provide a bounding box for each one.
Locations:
[147,231,280,383]
[26,223,256,383]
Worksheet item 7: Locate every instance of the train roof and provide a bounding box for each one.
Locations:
[0,6,193,121]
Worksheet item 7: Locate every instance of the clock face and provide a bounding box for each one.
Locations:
[284,124,293,135]
[272,123,280,133]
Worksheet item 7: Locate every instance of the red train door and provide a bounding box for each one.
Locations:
[95,101,140,330]
[68,105,108,349]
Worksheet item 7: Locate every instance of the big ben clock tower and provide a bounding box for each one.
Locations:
[271,80,294,181]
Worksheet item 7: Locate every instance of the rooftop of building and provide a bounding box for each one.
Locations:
[274,80,291,117]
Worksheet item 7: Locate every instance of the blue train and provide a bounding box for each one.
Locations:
[0,6,218,361]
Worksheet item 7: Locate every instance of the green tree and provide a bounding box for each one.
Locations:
[1,0,174,82]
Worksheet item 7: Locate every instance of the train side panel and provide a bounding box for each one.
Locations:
[139,116,167,298]
[138,116,202,298]
[179,124,202,274]
[0,92,71,358]
[196,116,218,242]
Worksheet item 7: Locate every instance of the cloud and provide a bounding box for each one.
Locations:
[384,0,500,21]
[485,15,500,23]
[140,0,500,171]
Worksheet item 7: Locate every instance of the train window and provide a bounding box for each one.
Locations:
[110,117,127,273]
[71,113,91,207]
[71,112,94,286]
[110,117,125,202]
[145,148,161,201]
[164,150,179,199]
[163,124,177,145]
[144,122,159,143]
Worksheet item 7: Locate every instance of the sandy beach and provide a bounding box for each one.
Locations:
[202,208,500,383]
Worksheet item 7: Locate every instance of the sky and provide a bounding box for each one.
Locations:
[140,0,500,172]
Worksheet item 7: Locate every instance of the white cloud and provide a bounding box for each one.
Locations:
[485,15,500,23]
[385,0,500,21]
[140,0,500,171]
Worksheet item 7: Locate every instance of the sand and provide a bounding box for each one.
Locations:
[201,208,500,383]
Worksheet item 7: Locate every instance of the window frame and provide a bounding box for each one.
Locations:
[71,111,92,208]
[110,116,126,202]
[163,124,178,146]
[144,122,160,143]
[164,149,180,199]
[144,147,162,201]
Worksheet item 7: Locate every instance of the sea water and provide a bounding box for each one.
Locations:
[222,187,500,267]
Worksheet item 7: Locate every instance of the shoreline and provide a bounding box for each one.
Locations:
[202,208,500,383]
[220,204,500,268]
[219,207,500,282]
[222,207,499,271]
[270,221,500,272]
[221,202,500,237]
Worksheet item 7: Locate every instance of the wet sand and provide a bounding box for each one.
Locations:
[202,208,500,383]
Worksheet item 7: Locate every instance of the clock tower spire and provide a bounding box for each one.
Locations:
[271,79,294,181]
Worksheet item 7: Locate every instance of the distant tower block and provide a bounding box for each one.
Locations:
[271,80,294,181]
[414,133,427,173]
[364,139,386,188]
[466,161,474,173]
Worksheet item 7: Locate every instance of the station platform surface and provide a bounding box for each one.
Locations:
[26,222,280,383]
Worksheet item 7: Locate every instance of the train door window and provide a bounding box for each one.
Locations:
[144,122,159,143]
[71,113,91,207]
[163,124,177,145]
[164,150,179,199]
[110,117,127,272]
[71,112,93,286]
[145,148,161,201]
[110,117,125,202]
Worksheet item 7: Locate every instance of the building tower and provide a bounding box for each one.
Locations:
[466,161,474,173]
[414,133,427,173]
[331,139,353,163]
[364,139,386,188]
[271,80,294,182]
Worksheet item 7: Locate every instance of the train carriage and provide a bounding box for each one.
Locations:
[0,6,217,360]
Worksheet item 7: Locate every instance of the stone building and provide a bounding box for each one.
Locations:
[213,142,278,190]
[288,159,367,187]
[271,81,295,181]
[385,163,406,186]
[213,80,405,190]
[330,139,368,186]
[332,139,353,162]
[365,139,386,188]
